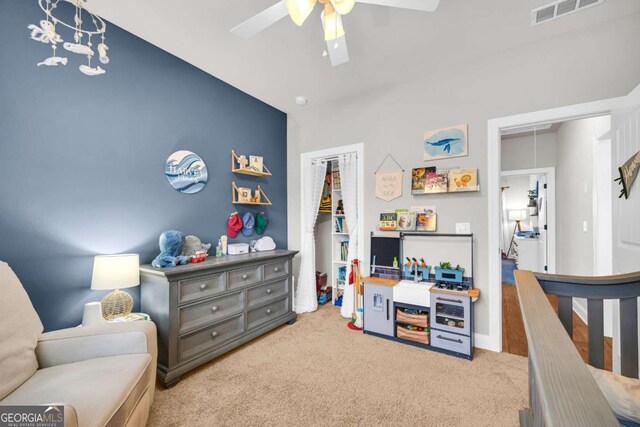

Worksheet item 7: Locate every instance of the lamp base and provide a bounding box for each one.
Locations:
[101,289,134,320]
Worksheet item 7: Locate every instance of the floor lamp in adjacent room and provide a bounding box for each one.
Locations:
[506,209,527,259]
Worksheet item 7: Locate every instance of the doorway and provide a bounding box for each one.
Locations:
[497,117,615,364]
[486,95,628,355]
[299,143,365,314]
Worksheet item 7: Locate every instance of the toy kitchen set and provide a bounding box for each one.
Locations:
[362,233,480,360]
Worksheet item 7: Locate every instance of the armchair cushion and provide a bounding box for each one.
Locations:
[1,353,152,427]
[0,261,44,400]
[588,364,640,425]
[36,321,157,369]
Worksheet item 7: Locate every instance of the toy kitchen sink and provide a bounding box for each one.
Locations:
[393,280,435,307]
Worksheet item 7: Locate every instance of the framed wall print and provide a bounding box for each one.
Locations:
[423,124,468,161]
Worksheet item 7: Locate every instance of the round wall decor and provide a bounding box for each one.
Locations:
[165,150,208,194]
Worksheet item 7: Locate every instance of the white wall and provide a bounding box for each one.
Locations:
[502,132,557,171]
[555,116,611,276]
[315,213,333,277]
[287,13,640,339]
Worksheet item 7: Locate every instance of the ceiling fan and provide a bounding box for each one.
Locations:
[231,0,441,66]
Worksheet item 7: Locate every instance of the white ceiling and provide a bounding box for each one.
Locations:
[87,0,640,112]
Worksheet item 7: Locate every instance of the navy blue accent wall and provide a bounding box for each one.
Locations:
[0,0,287,331]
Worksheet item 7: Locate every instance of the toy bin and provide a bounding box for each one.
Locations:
[403,265,431,281]
[396,308,428,328]
[396,326,430,345]
[434,267,465,284]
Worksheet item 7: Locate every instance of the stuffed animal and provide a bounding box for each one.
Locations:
[152,230,189,268]
[181,235,212,257]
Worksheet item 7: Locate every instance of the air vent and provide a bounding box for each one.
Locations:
[532,0,604,26]
[557,0,578,15]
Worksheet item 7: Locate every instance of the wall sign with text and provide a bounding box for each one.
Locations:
[165,150,208,194]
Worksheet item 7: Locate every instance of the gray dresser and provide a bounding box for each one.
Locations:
[139,250,298,387]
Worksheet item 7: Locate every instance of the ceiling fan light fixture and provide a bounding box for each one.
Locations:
[330,0,356,15]
[322,4,345,41]
[286,0,317,26]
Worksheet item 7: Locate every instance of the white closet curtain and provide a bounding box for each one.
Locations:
[295,160,327,314]
[339,153,358,319]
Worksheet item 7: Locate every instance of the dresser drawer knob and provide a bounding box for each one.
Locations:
[211,306,218,312]
[274,267,279,272]
[211,331,219,338]
[266,289,272,294]
[242,274,248,280]
[199,284,207,290]
[266,309,272,315]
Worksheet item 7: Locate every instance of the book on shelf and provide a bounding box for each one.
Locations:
[334,217,348,233]
[378,212,398,231]
[339,241,349,262]
[395,209,417,231]
[332,171,341,191]
[448,168,479,192]
[424,171,449,194]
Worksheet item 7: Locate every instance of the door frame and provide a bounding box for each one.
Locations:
[592,125,613,277]
[501,167,557,274]
[486,96,627,352]
[299,143,365,302]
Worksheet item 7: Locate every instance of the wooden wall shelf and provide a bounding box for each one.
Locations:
[231,150,272,177]
[232,182,272,206]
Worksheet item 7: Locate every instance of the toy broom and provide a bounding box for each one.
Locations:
[347,259,363,331]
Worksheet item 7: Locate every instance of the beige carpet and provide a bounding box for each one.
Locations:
[149,305,528,426]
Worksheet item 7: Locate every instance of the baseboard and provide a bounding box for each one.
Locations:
[474,333,499,352]
[573,299,588,325]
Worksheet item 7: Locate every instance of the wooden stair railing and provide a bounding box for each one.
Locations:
[515,270,619,427]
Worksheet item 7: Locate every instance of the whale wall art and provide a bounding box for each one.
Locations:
[423,124,468,161]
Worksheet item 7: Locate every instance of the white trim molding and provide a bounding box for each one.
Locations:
[486,96,626,353]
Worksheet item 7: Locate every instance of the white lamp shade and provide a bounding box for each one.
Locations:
[508,209,527,221]
[286,0,316,26]
[330,0,356,15]
[322,7,345,41]
[91,254,140,290]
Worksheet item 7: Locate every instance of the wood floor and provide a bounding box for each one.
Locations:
[502,283,612,371]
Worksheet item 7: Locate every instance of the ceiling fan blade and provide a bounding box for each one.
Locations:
[355,0,440,12]
[230,1,289,39]
[327,36,349,66]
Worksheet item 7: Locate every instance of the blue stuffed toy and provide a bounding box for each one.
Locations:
[152,230,190,268]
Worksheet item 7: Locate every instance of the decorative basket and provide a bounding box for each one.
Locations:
[396,326,429,345]
[396,309,428,328]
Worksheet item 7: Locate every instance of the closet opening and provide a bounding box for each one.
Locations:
[296,144,364,317]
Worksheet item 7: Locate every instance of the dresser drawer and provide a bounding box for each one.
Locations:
[247,279,289,308]
[263,260,289,281]
[431,330,471,356]
[247,297,289,330]
[178,314,244,363]
[227,265,263,290]
[179,291,244,334]
[178,273,226,305]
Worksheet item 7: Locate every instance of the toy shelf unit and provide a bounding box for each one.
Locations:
[232,181,272,205]
[231,150,272,177]
[330,159,348,306]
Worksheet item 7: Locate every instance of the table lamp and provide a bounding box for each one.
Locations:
[91,254,140,320]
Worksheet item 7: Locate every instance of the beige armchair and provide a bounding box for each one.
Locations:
[0,261,157,427]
